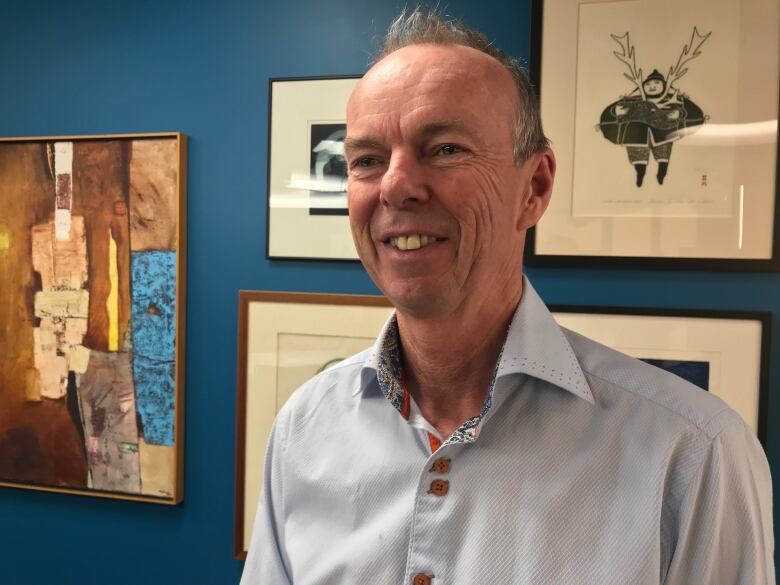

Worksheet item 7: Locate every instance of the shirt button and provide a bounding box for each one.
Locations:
[412,573,433,585]
[428,479,449,496]
[429,457,451,474]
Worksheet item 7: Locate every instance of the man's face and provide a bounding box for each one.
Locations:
[345,44,548,318]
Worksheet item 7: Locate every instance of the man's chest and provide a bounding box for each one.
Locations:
[280,417,671,585]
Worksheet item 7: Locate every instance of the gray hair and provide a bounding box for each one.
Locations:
[375,7,549,164]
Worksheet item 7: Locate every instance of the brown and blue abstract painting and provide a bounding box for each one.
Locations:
[0,134,184,502]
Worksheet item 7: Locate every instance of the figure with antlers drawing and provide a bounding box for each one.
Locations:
[599,28,710,187]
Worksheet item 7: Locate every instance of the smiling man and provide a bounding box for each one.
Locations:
[241,9,773,585]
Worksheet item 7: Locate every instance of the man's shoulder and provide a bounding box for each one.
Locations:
[561,326,740,440]
[278,346,373,424]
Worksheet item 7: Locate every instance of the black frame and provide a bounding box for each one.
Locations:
[550,304,771,446]
[526,0,780,271]
[266,75,363,263]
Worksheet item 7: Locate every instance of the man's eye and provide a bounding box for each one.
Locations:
[435,144,461,156]
[354,157,377,168]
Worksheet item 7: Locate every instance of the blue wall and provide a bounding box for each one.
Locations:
[0,0,777,582]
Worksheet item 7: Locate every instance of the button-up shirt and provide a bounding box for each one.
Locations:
[241,279,774,584]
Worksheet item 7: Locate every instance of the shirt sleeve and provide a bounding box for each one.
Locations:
[240,409,293,585]
[664,417,775,585]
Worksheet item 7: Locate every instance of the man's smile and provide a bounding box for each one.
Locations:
[387,234,441,250]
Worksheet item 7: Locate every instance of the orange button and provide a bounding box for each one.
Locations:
[428,479,449,496]
[412,573,433,585]
[429,457,451,474]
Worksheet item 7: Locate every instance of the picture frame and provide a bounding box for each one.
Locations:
[234,291,393,558]
[266,76,363,261]
[527,0,780,270]
[551,305,770,445]
[0,133,187,504]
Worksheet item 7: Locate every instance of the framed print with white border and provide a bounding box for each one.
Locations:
[527,0,779,270]
[234,291,393,558]
[551,305,770,444]
[266,76,362,261]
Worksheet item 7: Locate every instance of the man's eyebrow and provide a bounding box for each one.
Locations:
[344,120,473,153]
[343,137,384,153]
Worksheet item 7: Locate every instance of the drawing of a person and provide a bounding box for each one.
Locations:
[598,29,710,187]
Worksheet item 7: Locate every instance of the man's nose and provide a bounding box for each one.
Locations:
[379,152,430,208]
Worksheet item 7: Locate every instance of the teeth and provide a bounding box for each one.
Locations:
[390,234,437,250]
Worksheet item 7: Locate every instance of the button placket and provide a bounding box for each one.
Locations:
[407,450,455,585]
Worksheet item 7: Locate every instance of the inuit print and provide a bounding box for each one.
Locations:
[598,28,710,187]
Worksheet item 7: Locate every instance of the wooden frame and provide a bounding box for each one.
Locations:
[234,291,393,558]
[527,0,780,270]
[266,75,363,261]
[551,305,770,445]
[0,132,187,504]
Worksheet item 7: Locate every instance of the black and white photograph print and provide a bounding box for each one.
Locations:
[308,123,348,216]
[267,76,360,259]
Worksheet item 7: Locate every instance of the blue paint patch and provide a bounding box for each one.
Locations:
[131,251,176,446]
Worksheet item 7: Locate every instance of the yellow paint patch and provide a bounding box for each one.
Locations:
[0,226,10,251]
[138,439,175,498]
[107,233,119,351]
[24,369,42,402]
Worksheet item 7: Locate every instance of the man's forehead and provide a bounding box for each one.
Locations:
[348,43,516,118]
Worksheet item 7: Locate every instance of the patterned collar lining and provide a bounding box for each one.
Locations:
[374,315,502,446]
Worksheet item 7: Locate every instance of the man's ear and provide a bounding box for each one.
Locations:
[516,149,556,231]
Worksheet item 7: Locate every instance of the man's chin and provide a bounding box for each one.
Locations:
[384,286,451,320]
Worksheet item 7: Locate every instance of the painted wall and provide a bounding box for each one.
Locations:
[0,0,776,582]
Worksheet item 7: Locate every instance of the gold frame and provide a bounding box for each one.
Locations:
[0,132,187,505]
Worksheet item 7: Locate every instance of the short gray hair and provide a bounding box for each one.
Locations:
[375,7,549,164]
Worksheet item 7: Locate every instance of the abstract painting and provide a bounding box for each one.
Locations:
[0,133,186,503]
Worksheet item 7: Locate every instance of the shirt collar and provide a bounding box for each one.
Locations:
[497,278,594,403]
[358,277,593,405]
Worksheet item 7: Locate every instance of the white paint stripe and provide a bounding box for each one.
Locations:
[54,142,73,174]
[55,208,72,240]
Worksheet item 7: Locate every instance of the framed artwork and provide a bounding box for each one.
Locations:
[0,133,187,504]
[527,0,779,270]
[551,306,770,445]
[266,76,362,261]
[234,291,393,558]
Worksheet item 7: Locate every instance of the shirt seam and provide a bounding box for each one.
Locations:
[581,368,734,439]
[661,418,743,584]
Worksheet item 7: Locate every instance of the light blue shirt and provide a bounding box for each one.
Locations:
[241,279,774,584]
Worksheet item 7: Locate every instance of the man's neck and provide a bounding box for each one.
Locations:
[395,279,523,439]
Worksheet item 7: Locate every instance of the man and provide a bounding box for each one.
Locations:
[242,9,773,585]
